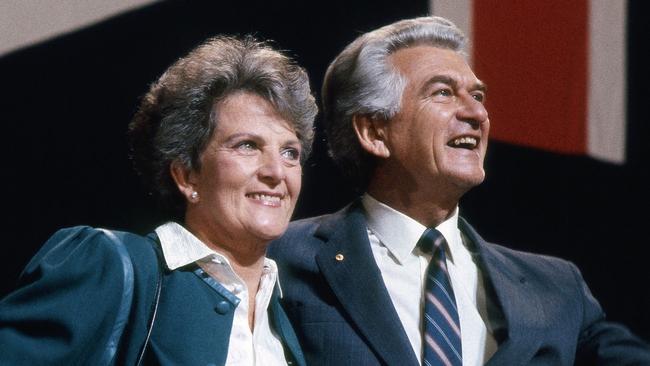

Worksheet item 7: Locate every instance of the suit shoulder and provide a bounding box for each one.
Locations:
[287,214,328,234]
[460,217,579,280]
[487,241,572,264]
[24,226,158,282]
[483,241,581,284]
[30,226,130,269]
[268,210,345,260]
[0,226,153,364]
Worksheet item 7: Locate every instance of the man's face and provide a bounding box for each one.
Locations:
[379,45,489,195]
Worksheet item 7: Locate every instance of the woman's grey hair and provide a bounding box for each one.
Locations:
[128,35,317,220]
[322,16,466,190]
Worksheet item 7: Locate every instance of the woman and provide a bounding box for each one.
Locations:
[0,35,317,365]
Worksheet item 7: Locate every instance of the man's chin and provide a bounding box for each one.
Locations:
[450,171,486,191]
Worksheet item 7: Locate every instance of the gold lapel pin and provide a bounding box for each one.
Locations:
[335,253,345,261]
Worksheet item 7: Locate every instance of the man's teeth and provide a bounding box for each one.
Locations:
[451,137,477,147]
[250,194,281,203]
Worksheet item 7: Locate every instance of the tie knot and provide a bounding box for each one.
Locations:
[416,228,446,254]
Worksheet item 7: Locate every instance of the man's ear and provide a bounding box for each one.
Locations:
[352,114,390,158]
[170,160,199,203]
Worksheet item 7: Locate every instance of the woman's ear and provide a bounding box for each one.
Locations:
[170,160,199,203]
[352,114,390,158]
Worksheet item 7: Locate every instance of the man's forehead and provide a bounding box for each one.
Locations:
[389,44,465,61]
[389,45,483,88]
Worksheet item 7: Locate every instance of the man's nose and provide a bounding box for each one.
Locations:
[457,94,489,128]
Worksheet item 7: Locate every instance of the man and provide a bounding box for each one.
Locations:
[269,16,650,365]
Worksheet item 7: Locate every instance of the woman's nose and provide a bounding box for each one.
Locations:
[258,150,285,185]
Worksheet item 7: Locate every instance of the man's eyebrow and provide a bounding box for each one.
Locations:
[421,75,456,93]
[421,75,488,94]
[472,80,488,93]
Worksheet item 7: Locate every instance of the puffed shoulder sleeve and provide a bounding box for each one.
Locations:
[0,226,135,366]
[570,262,650,365]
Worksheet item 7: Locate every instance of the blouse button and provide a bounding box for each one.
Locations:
[215,301,230,314]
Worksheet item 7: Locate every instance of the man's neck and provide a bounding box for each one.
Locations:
[366,183,462,228]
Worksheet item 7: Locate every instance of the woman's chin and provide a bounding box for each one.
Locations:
[247,222,290,243]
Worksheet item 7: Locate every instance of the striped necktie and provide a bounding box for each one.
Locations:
[418,228,462,366]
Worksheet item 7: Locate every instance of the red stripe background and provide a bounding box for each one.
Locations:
[472,0,589,154]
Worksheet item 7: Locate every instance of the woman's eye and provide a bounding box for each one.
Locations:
[235,141,257,150]
[281,147,301,161]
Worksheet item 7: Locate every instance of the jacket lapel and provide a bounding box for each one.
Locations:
[460,218,544,365]
[314,202,419,366]
[269,286,306,366]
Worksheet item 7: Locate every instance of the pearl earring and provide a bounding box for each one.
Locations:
[190,191,198,200]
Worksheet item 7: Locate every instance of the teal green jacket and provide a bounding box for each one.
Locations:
[0,226,305,366]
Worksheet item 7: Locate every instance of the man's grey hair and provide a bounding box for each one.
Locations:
[322,16,466,190]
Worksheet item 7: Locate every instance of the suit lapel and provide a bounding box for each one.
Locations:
[459,218,544,365]
[314,202,419,366]
[269,286,306,366]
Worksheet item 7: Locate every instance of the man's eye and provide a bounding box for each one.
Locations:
[472,92,486,103]
[433,88,452,97]
[281,147,301,161]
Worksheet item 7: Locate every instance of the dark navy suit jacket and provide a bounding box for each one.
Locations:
[0,226,305,366]
[268,201,650,365]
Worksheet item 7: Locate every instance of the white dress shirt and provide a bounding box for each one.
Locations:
[155,222,287,366]
[362,194,498,366]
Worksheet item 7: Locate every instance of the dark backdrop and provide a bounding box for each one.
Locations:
[1,0,648,341]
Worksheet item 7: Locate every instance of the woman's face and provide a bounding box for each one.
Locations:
[182,91,302,250]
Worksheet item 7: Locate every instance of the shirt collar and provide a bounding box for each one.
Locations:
[154,221,279,275]
[361,193,462,264]
[155,221,281,298]
[155,221,215,270]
